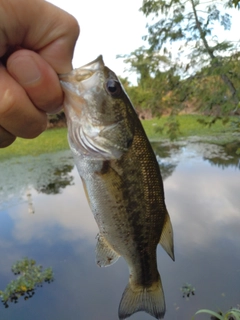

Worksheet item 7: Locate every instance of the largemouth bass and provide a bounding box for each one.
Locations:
[59,56,174,320]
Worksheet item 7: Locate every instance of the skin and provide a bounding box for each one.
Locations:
[0,0,79,148]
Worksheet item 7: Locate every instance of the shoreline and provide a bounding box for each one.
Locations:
[1,115,239,161]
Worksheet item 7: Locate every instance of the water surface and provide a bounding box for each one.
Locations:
[0,142,239,320]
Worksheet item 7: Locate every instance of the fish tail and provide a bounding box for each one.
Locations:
[118,277,165,320]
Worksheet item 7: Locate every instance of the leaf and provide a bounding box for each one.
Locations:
[135,0,240,117]
[232,0,240,8]
[193,309,224,320]
[226,308,240,319]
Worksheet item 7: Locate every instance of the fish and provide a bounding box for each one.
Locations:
[59,55,174,320]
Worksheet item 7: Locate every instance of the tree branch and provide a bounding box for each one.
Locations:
[189,0,239,104]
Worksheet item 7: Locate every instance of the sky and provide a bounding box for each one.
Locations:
[47,0,240,83]
[48,0,147,83]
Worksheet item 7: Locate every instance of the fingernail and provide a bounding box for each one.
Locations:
[8,56,41,85]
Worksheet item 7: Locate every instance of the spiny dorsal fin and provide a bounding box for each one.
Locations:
[159,210,175,261]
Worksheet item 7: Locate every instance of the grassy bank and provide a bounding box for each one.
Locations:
[0,128,69,161]
[0,115,238,160]
[142,115,237,140]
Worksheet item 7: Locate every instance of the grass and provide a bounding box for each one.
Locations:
[142,115,237,140]
[0,128,69,161]
[0,115,239,160]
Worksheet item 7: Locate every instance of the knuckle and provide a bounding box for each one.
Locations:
[72,18,80,39]
[0,86,47,139]
[67,15,80,40]
[18,110,47,139]
[25,118,47,139]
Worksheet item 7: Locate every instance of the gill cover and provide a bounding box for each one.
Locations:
[60,56,134,159]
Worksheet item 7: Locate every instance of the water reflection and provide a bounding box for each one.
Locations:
[0,142,239,320]
[36,164,74,195]
[204,141,240,170]
[0,150,74,210]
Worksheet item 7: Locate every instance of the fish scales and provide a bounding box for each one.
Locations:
[59,55,174,320]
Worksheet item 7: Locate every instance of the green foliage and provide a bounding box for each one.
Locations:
[155,116,180,140]
[140,0,235,57]
[184,54,240,113]
[120,0,240,118]
[231,116,240,131]
[0,258,53,307]
[118,47,183,115]
[180,283,195,298]
[232,0,240,8]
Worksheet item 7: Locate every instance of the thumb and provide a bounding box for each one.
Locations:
[7,49,63,113]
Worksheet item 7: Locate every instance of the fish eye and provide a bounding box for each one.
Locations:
[106,79,122,97]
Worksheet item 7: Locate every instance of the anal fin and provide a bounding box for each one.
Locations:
[159,210,175,261]
[96,234,120,267]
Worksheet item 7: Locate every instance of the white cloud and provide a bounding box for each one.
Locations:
[8,167,98,244]
[165,160,240,252]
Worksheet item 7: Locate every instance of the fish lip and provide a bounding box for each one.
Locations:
[59,55,104,83]
[79,55,104,71]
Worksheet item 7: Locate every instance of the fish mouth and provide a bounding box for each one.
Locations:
[59,55,105,93]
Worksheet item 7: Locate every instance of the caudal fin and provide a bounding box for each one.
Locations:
[118,279,165,320]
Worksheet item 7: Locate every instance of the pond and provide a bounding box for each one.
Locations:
[0,141,239,320]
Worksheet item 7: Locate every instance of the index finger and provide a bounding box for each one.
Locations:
[0,0,80,73]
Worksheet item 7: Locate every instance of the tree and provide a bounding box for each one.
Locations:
[232,0,240,8]
[118,46,183,115]
[139,0,240,113]
[182,52,240,114]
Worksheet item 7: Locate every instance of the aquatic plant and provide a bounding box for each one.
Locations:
[181,283,195,298]
[193,307,240,320]
[0,257,53,308]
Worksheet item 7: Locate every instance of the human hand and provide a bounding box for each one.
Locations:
[0,0,79,147]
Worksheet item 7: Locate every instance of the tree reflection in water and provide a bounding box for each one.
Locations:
[36,164,74,195]
[151,141,179,180]
[204,141,240,170]
[0,150,75,210]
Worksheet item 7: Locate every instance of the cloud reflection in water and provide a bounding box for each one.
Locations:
[0,145,239,320]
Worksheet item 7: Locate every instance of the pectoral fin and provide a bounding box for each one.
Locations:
[159,210,175,261]
[96,234,120,267]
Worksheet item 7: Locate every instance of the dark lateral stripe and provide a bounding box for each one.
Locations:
[100,160,110,174]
